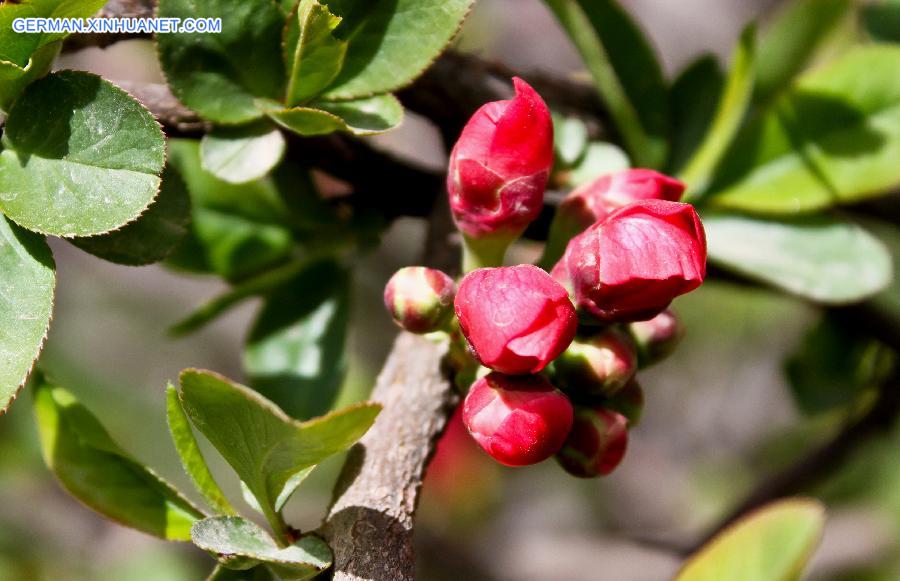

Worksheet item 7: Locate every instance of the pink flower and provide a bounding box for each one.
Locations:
[384,267,456,334]
[559,200,706,322]
[455,265,577,374]
[556,407,629,478]
[463,372,574,466]
[448,78,554,238]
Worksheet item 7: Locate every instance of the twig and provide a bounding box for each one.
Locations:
[318,332,459,581]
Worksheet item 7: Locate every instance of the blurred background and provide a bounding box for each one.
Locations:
[2,0,899,579]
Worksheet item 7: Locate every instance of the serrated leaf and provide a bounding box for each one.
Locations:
[319,0,474,99]
[264,93,403,136]
[668,55,725,173]
[864,0,900,43]
[704,212,893,304]
[166,385,236,516]
[178,369,380,530]
[192,516,331,580]
[705,46,900,213]
[201,122,286,184]
[0,216,54,413]
[0,0,106,68]
[786,315,890,415]
[166,139,294,281]
[0,70,165,237]
[0,40,60,113]
[33,377,204,540]
[156,0,286,123]
[677,498,825,581]
[245,260,349,420]
[545,0,668,168]
[755,0,851,102]
[70,164,192,265]
[284,0,347,106]
[680,26,756,194]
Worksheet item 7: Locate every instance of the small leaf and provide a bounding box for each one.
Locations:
[245,260,350,420]
[863,0,900,43]
[676,498,825,581]
[192,516,331,580]
[0,41,60,112]
[33,376,204,540]
[706,45,900,213]
[544,0,669,168]
[178,369,380,529]
[165,139,294,281]
[553,114,589,168]
[0,0,106,68]
[320,0,475,100]
[562,142,630,188]
[264,93,403,136]
[755,0,851,102]
[680,25,756,195]
[156,0,286,123]
[70,165,192,266]
[166,385,236,516]
[0,216,54,413]
[668,55,725,174]
[704,212,893,304]
[201,122,286,184]
[786,315,891,415]
[0,70,165,237]
[284,0,348,105]
[208,565,275,580]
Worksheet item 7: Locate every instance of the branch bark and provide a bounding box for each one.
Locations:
[318,333,458,581]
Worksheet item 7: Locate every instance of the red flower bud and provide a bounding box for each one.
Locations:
[629,309,684,367]
[552,327,638,397]
[605,378,644,426]
[448,78,554,239]
[455,265,577,374]
[560,200,706,322]
[556,407,628,478]
[384,267,455,334]
[463,372,574,466]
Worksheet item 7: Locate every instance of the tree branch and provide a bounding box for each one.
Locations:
[318,333,458,581]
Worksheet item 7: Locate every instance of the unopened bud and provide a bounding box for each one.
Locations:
[384,267,455,334]
[629,309,684,367]
[552,327,637,397]
[604,378,644,426]
[556,407,628,478]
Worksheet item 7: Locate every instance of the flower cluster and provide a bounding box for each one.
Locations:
[384,79,707,478]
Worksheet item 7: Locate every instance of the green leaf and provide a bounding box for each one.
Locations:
[0,216,54,413]
[156,0,286,123]
[33,376,204,540]
[284,0,348,105]
[0,70,165,237]
[552,114,589,168]
[544,0,668,168]
[755,0,851,102]
[263,93,403,136]
[864,0,900,43]
[319,0,474,99]
[668,55,725,174]
[70,165,192,265]
[704,212,893,304]
[680,26,756,195]
[676,498,825,581]
[0,40,60,113]
[165,139,294,281]
[166,385,236,516]
[0,0,106,67]
[178,369,380,531]
[706,46,900,213]
[245,260,349,420]
[192,516,331,580]
[564,142,630,188]
[786,315,891,415]
[201,122,286,184]
[208,565,275,581]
